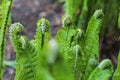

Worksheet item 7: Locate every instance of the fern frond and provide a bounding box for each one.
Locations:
[10,23,37,80]
[112,51,120,80]
[34,18,51,51]
[81,9,104,80]
[85,9,104,59]
[118,8,120,29]
[9,19,54,80]
[88,59,113,80]
[82,58,98,80]
[55,15,85,79]
[65,0,83,27]
[0,0,12,78]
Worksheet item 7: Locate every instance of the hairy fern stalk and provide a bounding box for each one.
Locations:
[9,10,116,80]
[0,0,12,79]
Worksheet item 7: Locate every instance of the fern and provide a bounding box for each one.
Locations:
[9,23,37,80]
[65,0,120,35]
[34,18,51,51]
[0,0,12,79]
[81,9,104,80]
[65,0,83,27]
[85,9,103,59]
[88,59,113,80]
[9,9,116,80]
[118,8,120,29]
[112,51,120,80]
[55,10,105,80]
[9,18,54,80]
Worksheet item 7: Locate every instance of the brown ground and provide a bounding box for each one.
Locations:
[3,0,120,80]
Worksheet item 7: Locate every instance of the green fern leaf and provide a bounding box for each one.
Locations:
[88,59,113,80]
[112,51,120,80]
[0,0,12,78]
[85,9,104,59]
[55,15,85,79]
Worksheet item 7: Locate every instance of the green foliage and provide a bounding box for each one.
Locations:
[9,18,53,80]
[118,8,120,29]
[84,9,104,59]
[88,59,113,80]
[65,0,83,28]
[0,0,12,79]
[0,0,119,79]
[55,10,113,80]
[112,51,120,80]
[65,0,120,35]
[55,15,83,79]
[9,10,116,80]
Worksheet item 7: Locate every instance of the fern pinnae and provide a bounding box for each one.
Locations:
[10,23,37,80]
[112,51,120,80]
[82,58,98,80]
[0,0,12,78]
[34,18,51,51]
[34,18,54,80]
[88,59,113,80]
[55,15,85,79]
[81,9,104,80]
[65,0,82,27]
[85,9,104,59]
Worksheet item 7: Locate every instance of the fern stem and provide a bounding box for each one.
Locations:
[0,0,12,79]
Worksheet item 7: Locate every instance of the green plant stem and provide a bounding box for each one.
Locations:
[0,0,12,79]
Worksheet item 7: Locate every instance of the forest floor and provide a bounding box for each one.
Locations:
[3,0,120,80]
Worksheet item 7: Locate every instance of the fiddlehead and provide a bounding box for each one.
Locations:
[34,18,51,51]
[55,15,84,80]
[9,23,23,39]
[85,9,104,59]
[55,15,76,53]
[10,23,37,80]
[88,59,113,80]
[62,15,73,28]
[34,18,54,80]
[83,58,98,80]
[10,19,54,80]
[65,0,82,27]
[81,9,104,80]
[9,23,24,53]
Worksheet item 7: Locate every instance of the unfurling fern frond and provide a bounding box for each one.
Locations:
[88,59,113,80]
[85,9,104,59]
[82,9,104,80]
[34,18,51,51]
[9,9,115,80]
[55,15,85,80]
[10,23,37,80]
[9,19,53,80]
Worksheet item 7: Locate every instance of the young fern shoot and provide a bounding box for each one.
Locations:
[82,9,104,80]
[88,59,113,80]
[9,18,53,80]
[10,23,37,80]
[55,15,85,80]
